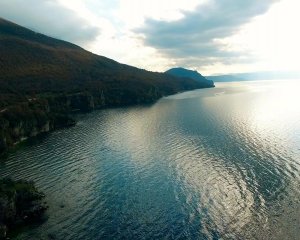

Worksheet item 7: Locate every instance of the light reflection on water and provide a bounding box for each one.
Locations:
[1,80,300,239]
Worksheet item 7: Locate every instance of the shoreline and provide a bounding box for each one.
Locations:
[0,85,214,159]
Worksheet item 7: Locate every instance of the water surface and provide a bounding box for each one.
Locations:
[1,80,300,239]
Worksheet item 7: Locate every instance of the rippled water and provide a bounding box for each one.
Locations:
[1,80,300,240]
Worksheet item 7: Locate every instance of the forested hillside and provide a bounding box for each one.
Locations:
[0,18,214,155]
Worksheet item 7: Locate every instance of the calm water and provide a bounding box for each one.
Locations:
[1,80,300,240]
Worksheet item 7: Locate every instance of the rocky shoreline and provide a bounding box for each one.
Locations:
[0,98,77,158]
[0,178,48,239]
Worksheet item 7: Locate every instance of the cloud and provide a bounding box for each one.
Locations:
[0,0,100,45]
[136,0,279,68]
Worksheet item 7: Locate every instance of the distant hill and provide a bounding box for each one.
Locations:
[207,71,300,82]
[165,67,214,87]
[206,75,244,82]
[0,18,213,154]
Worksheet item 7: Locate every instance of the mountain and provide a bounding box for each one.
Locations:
[207,71,300,82]
[0,18,213,155]
[165,67,214,87]
[0,18,212,108]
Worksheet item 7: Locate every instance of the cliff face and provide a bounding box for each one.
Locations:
[47,92,96,113]
[1,119,51,147]
[0,88,162,155]
[0,96,78,155]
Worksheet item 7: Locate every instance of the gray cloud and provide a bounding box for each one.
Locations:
[0,0,100,45]
[136,0,279,68]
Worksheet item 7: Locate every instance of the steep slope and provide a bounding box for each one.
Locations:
[165,67,214,87]
[0,18,213,154]
[0,18,210,108]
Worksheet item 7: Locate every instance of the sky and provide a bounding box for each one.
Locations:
[0,0,299,75]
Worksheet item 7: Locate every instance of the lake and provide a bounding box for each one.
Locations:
[1,80,300,240]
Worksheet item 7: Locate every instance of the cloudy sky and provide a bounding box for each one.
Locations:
[1,0,299,75]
